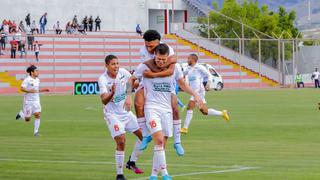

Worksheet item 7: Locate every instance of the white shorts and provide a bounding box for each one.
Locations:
[104,111,140,139]
[23,101,41,118]
[190,90,206,103]
[144,108,173,137]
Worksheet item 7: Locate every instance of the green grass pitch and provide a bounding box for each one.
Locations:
[0,89,320,180]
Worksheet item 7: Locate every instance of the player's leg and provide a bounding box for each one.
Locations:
[134,88,152,150]
[105,115,127,180]
[145,109,171,180]
[125,112,144,174]
[33,112,41,136]
[199,97,230,122]
[181,100,196,134]
[171,95,184,156]
[33,102,42,136]
[114,134,127,180]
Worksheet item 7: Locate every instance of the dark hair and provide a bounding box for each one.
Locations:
[189,53,198,61]
[154,44,169,55]
[143,30,161,42]
[105,54,118,64]
[26,65,37,75]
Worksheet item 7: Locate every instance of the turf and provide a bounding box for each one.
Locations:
[0,89,320,180]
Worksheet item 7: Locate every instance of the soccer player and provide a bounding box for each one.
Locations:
[98,55,144,180]
[15,65,49,136]
[130,44,202,180]
[180,54,230,134]
[135,30,185,156]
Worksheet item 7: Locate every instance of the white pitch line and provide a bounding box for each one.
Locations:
[0,158,251,169]
[131,167,259,180]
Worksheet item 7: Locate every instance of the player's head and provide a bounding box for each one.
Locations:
[143,30,161,54]
[154,44,169,68]
[105,54,119,76]
[26,65,38,77]
[188,53,198,66]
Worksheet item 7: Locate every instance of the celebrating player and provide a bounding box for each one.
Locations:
[134,29,185,156]
[180,54,230,134]
[15,65,49,136]
[130,44,202,180]
[98,55,144,180]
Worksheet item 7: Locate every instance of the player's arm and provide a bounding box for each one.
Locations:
[39,88,50,92]
[143,62,175,78]
[177,78,204,107]
[20,87,37,93]
[100,83,116,105]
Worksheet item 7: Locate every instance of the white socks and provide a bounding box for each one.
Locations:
[137,117,150,137]
[34,119,40,134]
[183,110,193,129]
[130,139,142,162]
[115,150,125,175]
[152,145,168,177]
[208,109,223,116]
[173,119,182,144]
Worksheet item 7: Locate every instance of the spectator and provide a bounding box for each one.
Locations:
[27,32,34,50]
[78,24,86,34]
[136,24,142,36]
[311,68,320,88]
[18,40,26,58]
[31,20,39,34]
[66,22,72,34]
[295,73,304,88]
[25,13,31,27]
[18,21,26,33]
[39,12,47,34]
[95,16,101,31]
[11,21,17,33]
[10,37,18,59]
[53,21,62,34]
[0,31,6,51]
[88,16,93,32]
[33,41,41,61]
[0,32,3,55]
[72,15,78,26]
[83,16,88,31]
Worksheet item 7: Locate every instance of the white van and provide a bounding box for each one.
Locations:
[180,63,224,91]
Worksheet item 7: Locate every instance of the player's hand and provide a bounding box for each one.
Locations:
[144,59,161,72]
[111,83,116,94]
[194,95,204,109]
[41,88,50,92]
[143,70,156,78]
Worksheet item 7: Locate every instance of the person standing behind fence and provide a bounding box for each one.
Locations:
[295,73,304,88]
[34,41,41,61]
[88,16,93,32]
[136,24,142,36]
[83,16,88,32]
[10,37,18,59]
[39,13,47,34]
[25,13,31,27]
[95,16,101,31]
[311,68,320,88]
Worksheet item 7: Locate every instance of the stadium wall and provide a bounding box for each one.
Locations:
[1,0,190,33]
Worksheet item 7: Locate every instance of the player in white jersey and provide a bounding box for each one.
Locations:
[180,54,230,134]
[98,55,145,180]
[15,65,49,136]
[134,30,185,156]
[130,44,203,180]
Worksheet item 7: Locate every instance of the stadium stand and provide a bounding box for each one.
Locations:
[0,31,275,94]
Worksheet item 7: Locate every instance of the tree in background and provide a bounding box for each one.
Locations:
[197,0,300,67]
